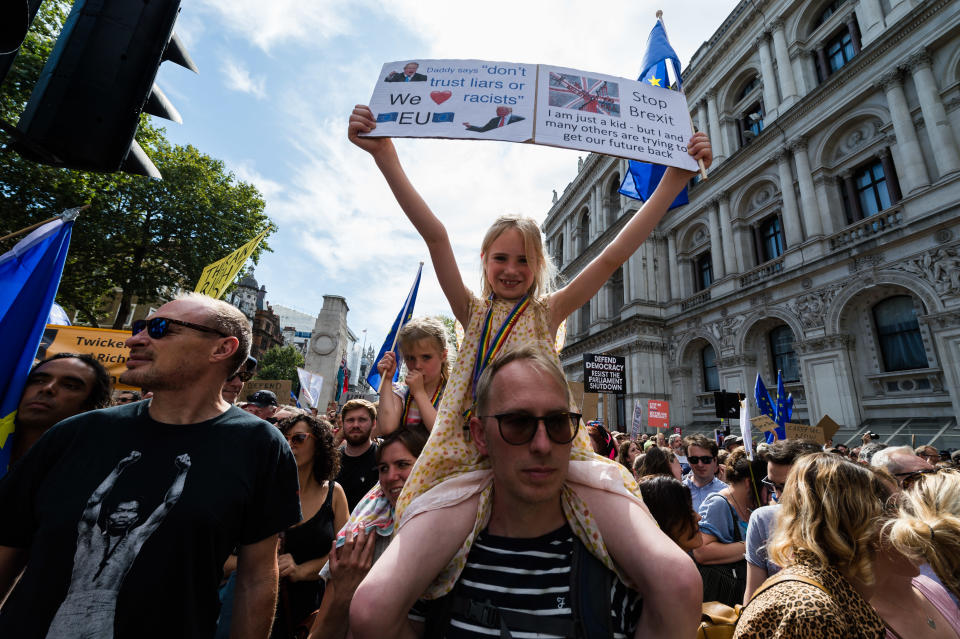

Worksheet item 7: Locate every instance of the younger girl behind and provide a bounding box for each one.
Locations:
[375,316,450,438]
[347,104,711,639]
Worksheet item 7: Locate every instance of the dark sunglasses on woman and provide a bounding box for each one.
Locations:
[132,317,228,339]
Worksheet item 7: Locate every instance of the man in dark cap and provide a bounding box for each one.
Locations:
[244,390,279,423]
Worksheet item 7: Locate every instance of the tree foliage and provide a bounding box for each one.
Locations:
[257,345,305,387]
[0,0,274,328]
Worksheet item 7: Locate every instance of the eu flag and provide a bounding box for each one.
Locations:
[377,112,399,122]
[755,373,783,443]
[432,112,455,123]
[0,211,78,475]
[619,19,689,210]
[367,263,423,391]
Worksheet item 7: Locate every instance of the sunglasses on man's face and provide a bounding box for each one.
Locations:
[132,317,228,339]
[228,370,254,382]
[481,412,581,446]
[687,455,716,466]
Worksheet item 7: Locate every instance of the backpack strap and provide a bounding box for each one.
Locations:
[570,537,615,639]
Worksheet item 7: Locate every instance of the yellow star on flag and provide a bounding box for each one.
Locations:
[648,77,662,87]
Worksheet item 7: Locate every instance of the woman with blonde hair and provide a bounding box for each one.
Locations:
[734,453,890,639]
[877,470,960,637]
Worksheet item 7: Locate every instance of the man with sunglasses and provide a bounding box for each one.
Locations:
[743,438,823,602]
[222,356,257,404]
[681,434,727,512]
[355,347,661,638]
[0,293,302,639]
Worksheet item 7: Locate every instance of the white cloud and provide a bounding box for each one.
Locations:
[196,0,358,51]
[222,58,267,98]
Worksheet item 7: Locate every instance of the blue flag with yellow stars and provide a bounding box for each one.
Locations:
[0,211,77,476]
[367,263,423,391]
[619,19,688,209]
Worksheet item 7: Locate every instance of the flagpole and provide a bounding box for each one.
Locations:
[389,261,424,352]
[0,205,89,243]
[656,10,708,181]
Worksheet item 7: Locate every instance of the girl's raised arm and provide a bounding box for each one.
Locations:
[349,106,471,324]
[546,133,712,334]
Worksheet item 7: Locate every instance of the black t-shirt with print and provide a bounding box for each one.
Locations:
[0,401,302,639]
[336,443,379,511]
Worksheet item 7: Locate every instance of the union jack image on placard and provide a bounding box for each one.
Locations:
[548,73,621,117]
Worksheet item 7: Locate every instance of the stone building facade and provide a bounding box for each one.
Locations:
[544,0,960,448]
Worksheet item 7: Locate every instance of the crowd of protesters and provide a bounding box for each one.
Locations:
[0,295,957,639]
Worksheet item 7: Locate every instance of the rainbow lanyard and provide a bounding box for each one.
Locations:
[400,379,445,426]
[462,294,531,433]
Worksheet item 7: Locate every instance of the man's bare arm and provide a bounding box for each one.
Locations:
[231,535,280,639]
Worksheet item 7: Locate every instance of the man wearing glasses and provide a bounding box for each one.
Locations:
[681,434,727,512]
[743,439,823,602]
[0,293,301,639]
[353,346,698,638]
[222,356,257,405]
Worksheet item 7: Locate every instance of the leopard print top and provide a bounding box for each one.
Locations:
[733,552,885,639]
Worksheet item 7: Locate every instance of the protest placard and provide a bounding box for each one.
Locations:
[583,353,625,394]
[648,399,669,428]
[364,59,697,171]
[630,402,643,440]
[40,325,137,390]
[195,229,268,299]
[243,380,292,404]
[750,414,840,444]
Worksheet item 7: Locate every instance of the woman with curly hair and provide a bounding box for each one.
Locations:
[273,415,350,638]
[734,453,890,639]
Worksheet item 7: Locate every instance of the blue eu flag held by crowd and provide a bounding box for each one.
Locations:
[367,263,423,391]
[0,210,78,476]
[755,371,792,442]
[619,17,689,210]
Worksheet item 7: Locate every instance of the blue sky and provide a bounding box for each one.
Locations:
[155,0,740,350]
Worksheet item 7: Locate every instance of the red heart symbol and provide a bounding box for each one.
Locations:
[431,91,452,105]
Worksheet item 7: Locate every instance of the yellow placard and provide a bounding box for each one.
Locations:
[39,325,137,390]
[194,230,268,299]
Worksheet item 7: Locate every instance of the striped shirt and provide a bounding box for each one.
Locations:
[412,524,640,638]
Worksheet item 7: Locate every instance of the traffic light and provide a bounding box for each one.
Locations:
[11,0,197,178]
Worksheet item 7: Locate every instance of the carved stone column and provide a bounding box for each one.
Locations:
[707,91,726,162]
[770,19,797,105]
[877,70,930,193]
[667,231,680,300]
[904,51,960,178]
[773,149,804,245]
[790,138,824,237]
[717,193,737,275]
[756,34,780,117]
[846,13,862,54]
[707,204,725,279]
[841,170,864,222]
[877,147,902,203]
[645,241,658,302]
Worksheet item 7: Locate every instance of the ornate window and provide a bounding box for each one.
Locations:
[578,210,590,253]
[855,161,891,217]
[694,252,713,291]
[579,300,591,335]
[826,27,856,73]
[769,325,800,382]
[737,76,759,102]
[702,345,720,392]
[555,233,564,264]
[873,296,929,371]
[758,215,785,262]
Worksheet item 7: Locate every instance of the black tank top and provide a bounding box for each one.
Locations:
[284,480,336,564]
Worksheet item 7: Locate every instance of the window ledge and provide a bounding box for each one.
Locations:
[681,289,712,311]
[739,257,784,287]
[864,368,943,394]
[828,206,903,250]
